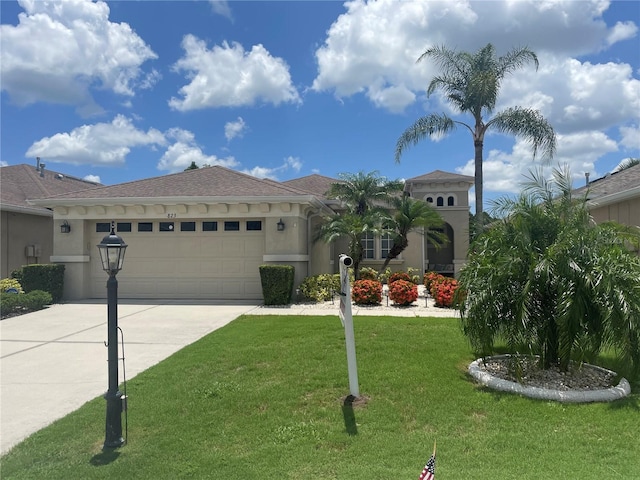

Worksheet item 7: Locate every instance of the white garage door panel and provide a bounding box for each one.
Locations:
[90,225,265,299]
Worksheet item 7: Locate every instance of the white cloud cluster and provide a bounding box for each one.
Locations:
[25,115,165,166]
[0,0,157,115]
[170,36,301,110]
[209,0,233,21]
[225,117,247,141]
[83,174,101,184]
[242,156,302,180]
[313,0,639,194]
[157,128,238,172]
[313,0,639,120]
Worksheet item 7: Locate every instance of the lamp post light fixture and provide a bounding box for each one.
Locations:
[97,221,128,449]
[276,218,285,231]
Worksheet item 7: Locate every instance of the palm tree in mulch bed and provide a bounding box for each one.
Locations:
[458,166,640,376]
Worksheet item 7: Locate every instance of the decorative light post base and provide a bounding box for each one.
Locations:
[103,390,125,449]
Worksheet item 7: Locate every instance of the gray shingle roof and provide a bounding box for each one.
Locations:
[0,164,100,212]
[282,174,338,198]
[574,163,640,198]
[406,170,474,184]
[36,165,320,201]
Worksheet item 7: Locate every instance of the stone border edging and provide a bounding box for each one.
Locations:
[468,354,631,403]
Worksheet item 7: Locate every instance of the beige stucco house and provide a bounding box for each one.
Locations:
[0,162,100,278]
[27,165,473,301]
[574,163,640,231]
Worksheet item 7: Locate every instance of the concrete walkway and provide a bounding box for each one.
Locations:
[1,299,458,455]
[0,300,257,455]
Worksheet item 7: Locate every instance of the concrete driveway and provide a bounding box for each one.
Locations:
[0,300,258,455]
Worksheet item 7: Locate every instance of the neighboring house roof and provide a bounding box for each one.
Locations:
[283,174,338,199]
[405,170,475,184]
[0,163,101,216]
[28,165,334,212]
[574,163,640,207]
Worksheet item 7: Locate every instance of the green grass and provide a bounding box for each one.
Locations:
[2,315,639,479]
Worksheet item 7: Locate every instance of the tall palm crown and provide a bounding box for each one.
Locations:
[396,43,556,223]
[326,171,404,215]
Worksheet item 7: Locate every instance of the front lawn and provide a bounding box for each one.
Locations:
[2,315,638,479]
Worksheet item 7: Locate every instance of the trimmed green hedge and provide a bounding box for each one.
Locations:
[0,290,53,316]
[12,264,65,303]
[259,265,294,305]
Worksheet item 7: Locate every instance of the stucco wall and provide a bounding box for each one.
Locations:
[1,211,53,278]
[590,198,640,227]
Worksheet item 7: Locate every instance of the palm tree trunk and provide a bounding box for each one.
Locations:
[474,138,484,230]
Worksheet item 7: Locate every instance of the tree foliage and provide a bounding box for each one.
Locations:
[459,166,640,374]
[380,194,446,271]
[396,43,556,226]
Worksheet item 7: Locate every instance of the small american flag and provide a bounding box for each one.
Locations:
[418,442,436,480]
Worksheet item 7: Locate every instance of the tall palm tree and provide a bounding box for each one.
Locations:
[395,43,556,226]
[379,195,446,272]
[326,171,404,215]
[459,166,640,373]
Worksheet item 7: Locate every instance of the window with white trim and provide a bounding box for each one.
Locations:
[361,232,375,259]
[361,233,397,260]
[381,233,394,258]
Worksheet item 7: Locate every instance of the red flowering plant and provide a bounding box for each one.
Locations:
[429,276,459,308]
[423,271,440,291]
[388,271,412,285]
[351,279,382,305]
[388,279,418,306]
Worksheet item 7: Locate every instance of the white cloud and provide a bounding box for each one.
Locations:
[0,161,9,167]
[457,130,620,195]
[607,21,638,46]
[313,0,639,126]
[0,0,157,114]
[619,125,640,151]
[225,117,247,141]
[170,36,301,110]
[209,0,233,20]
[157,128,238,172]
[83,174,101,183]
[242,156,303,180]
[25,115,165,166]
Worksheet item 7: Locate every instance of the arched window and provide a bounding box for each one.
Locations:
[447,196,455,206]
[426,196,433,203]
[436,197,444,207]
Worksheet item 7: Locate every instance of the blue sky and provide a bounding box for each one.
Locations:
[1,0,638,212]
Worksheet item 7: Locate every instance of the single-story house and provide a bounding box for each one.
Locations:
[0,161,100,278]
[28,165,474,301]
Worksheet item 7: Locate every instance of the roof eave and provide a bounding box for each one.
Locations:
[587,185,640,209]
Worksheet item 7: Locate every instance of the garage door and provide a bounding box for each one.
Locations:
[90,220,265,299]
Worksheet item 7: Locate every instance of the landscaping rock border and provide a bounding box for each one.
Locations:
[468,354,631,403]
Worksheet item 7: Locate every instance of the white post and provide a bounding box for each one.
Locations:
[338,254,360,398]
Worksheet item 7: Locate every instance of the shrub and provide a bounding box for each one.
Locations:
[351,279,382,305]
[359,267,379,281]
[12,264,65,303]
[425,272,460,308]
[432,278,459,308]
[423,271,440,290]
[388,271,412,285]
[259,265,294,305]
[299,274,340,302]
[406,267,421,284]
[388,279,418,306]
[0,290,52,316]
[0,278,24,294]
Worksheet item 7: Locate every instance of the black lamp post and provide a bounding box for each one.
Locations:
[97,221,128,449]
